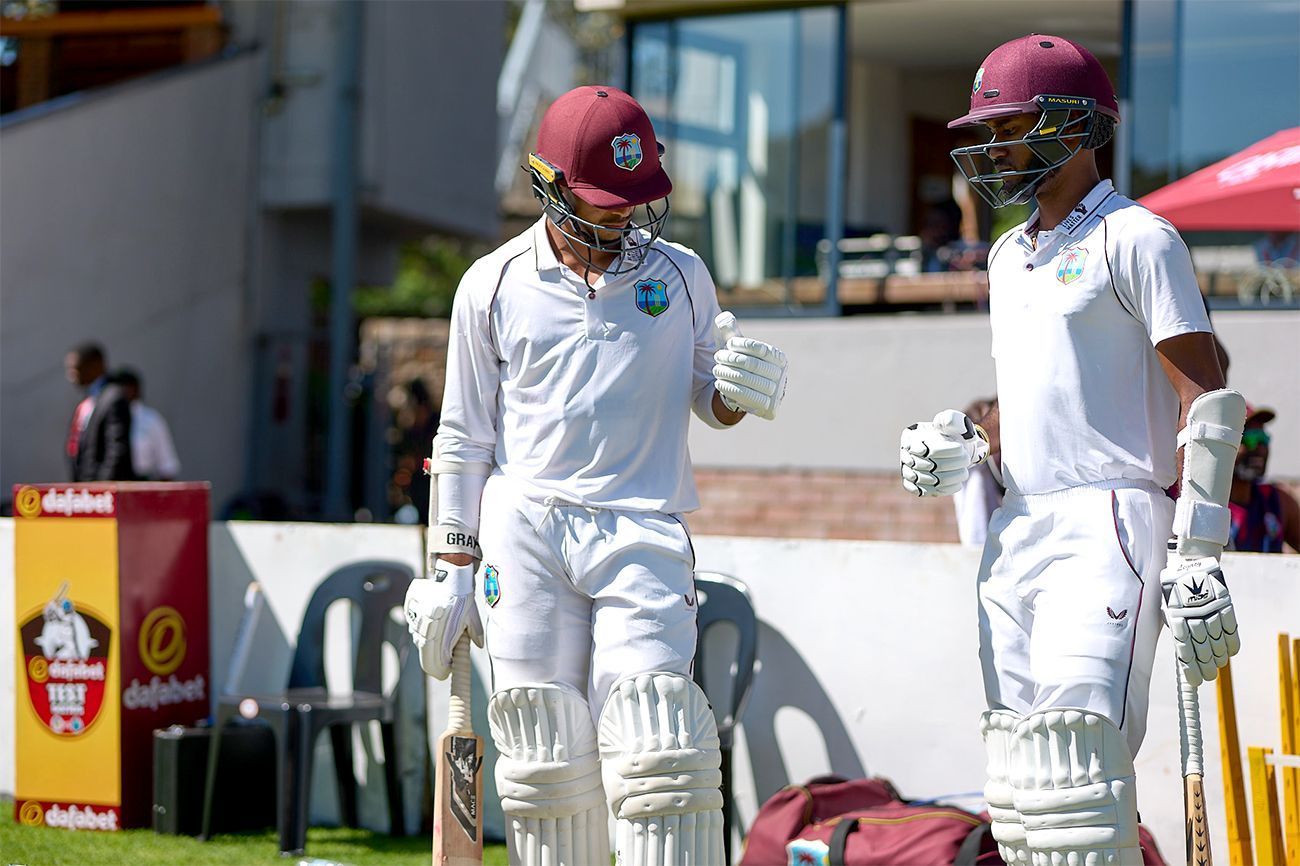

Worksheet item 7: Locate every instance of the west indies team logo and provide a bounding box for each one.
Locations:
[634,278,669,317]
[482,565,501,608]
[19,582,111,736]
[787,837,830,865]
[611,133,643,171]
[1057,246,1088,284]
[972,66,985,94]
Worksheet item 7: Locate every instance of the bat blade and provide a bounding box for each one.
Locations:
[1184,774,1212,866]
[433,636,483,866]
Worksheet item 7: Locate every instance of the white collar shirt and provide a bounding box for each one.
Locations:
[130,402,181,480]
[436,218,725,513]
[987,180,1213,496]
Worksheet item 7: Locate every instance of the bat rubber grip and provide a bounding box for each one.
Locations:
[448,634,472,735]
[1178,664,1204,777]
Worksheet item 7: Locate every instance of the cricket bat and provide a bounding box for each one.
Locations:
[1179,663,1213,866]
[432,634,483,866]
[425,456,484,866]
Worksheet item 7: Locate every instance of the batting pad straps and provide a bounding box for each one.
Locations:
[488,684,610,866]
[1174,389,1245,560]
[1010,709,1141,866]
[598,672,725,866]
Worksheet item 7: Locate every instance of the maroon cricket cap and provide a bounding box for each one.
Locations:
[949,34,1119,129]
[535,85,672,209]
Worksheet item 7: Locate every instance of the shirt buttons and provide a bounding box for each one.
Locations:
[1025,263,1034,271]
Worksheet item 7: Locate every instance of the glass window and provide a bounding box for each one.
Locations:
[1128,0,1300,197]
[630,7,843,310]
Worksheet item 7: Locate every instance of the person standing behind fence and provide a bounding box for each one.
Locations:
[113,368,181,481]
[64,342,134,481]
[1229,403,1300,552]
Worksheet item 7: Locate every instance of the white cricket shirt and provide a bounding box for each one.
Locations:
[988,180,1213,496]
[437,217,725,513]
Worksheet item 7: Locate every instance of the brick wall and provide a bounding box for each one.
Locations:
[690,468,959,543]
[690,467,1300,546]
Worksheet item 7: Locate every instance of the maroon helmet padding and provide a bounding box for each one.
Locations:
[950,34,1119,129]
[536,85,672,209]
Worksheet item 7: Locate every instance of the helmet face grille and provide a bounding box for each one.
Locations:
[949,97,1098,209]
[527,161,670,277]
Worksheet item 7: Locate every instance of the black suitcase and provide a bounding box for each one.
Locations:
[152,723,276,835]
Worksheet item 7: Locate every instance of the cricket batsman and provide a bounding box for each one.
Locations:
[899,35,1243,866]
[404,85,788,866]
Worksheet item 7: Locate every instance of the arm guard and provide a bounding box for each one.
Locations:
[426,434,492,565]
[1173,389,1246,560]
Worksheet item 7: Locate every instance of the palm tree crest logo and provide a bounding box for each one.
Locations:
[635,279,668,317]
[612,133,643,171]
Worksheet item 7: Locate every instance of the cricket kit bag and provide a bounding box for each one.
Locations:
[739,776,997,866]
[740,775,1168,866]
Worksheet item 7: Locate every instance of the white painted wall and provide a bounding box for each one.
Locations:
[0,55,260,511]
[689,310,1300,478]
[3,518,1298,860]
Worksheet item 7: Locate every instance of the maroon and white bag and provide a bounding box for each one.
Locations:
[740,775,1168,866]
[739,776,997,866]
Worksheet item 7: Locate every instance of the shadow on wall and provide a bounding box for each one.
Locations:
[740,621,866,801]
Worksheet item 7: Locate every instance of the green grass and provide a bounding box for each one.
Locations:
[0,799,509,866]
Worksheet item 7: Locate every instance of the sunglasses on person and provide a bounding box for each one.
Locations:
[1242,428,1271,450]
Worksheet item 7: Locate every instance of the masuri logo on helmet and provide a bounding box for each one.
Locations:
[948,35,1119,209]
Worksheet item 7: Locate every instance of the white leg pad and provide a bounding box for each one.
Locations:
[1010,710,1142,866]
[982,710,1031,865]
[488,684,610,866]
[598,672,725,866]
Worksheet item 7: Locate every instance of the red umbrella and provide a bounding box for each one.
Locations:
[1138,127,1300,232]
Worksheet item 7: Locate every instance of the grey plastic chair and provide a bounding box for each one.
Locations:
[692,572,758,865]
[200,560,416,855]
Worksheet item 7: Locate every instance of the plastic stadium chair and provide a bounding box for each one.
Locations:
[200,560,416,855]
[693,572,759,865]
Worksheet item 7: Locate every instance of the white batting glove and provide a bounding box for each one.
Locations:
[1161,552,1240,686]
[713,312,788,421]
[404,561,484,680]
[899,410,991,497]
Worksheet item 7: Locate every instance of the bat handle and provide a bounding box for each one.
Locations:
[1178,664,1204,777]
[448,633,472,736]
[715,311,740,344]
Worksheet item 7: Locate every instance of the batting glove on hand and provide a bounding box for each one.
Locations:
[899,410,990,497]
[1161,553,1240,686]
[404,561,484,680]
[713,312,788,421]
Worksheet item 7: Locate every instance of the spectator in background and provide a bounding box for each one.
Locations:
[113,368,181,481]
[64,342,134,481]
[952,397,1004,546]
[920,199,963,272]
[1229,404,1300,553]
[388,377,440,524]
[1254,231,1299,267]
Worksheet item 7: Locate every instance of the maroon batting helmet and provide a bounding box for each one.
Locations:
[526,86,671,275]
[949,35,1119,208]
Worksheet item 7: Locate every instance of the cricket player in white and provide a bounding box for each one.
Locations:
[900,36,1243,866]
[404,85,788,866]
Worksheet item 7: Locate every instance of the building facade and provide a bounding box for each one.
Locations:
[590,0,1300,311]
